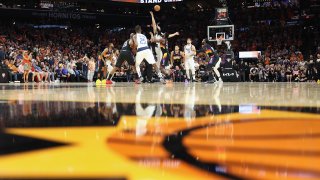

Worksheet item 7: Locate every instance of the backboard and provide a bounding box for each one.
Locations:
[207,25,234,42]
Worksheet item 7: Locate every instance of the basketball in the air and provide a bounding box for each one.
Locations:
[154,5,161,12]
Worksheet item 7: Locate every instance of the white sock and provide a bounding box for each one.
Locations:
[191,68,196,79]
[186,69,190,79]
[136,65,142,78]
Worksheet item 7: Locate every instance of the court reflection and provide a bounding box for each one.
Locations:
[1,83,320,107]
[1,83,320,129]
[0,83,226,128]
[1,83,320,179]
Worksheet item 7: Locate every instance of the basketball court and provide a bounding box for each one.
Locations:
[0,82,319,180]
[0,0,318,179]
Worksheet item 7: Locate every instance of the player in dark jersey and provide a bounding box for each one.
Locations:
[171,45,184,69]
[159,32,179,67]
[171,45,184,82]
[101,43,115,79]
[198,39,222,83]
[106,33,137,84]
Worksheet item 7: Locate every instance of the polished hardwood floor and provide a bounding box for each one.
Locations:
[0,82,319,180]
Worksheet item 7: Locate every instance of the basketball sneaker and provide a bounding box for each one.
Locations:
[160,78,166,84]
[106,80,114,85]
[193,78,200,82]
[96,79,102,86]
[205,79,216,84]
[135,77,144,84]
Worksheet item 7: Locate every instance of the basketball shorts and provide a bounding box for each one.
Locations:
[115,50,135,68]
[136,49,156,65]
[185,58,195,70]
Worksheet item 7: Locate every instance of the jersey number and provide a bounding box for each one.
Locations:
[140,38,147,45]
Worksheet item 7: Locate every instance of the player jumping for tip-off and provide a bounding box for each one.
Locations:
[150,11,179,69]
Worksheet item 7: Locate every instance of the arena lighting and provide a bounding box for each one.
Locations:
[111,0,183,3]
[33,25,69,29]
[239,51,261,59]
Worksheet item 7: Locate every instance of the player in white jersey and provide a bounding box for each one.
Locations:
[133,25,165,84]
[184,38,197,82]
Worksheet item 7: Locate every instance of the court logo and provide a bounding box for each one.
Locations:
[107,111,320,179]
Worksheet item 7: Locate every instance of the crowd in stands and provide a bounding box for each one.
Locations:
[0,2,319,83]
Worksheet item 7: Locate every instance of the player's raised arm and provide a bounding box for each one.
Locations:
[150,11,157,34]
[168,32,179,39]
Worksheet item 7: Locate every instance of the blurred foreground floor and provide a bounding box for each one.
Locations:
[0,82,319,180]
